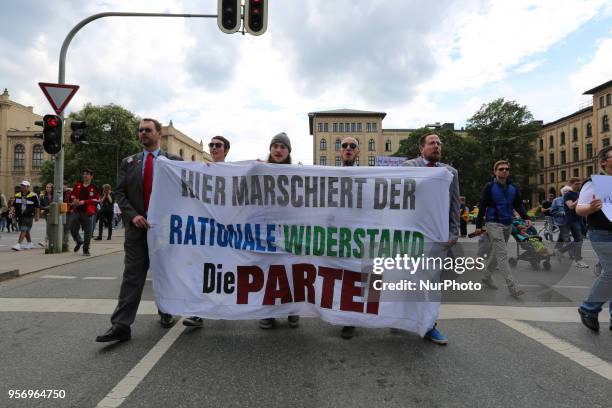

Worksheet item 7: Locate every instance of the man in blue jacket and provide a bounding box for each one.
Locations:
[474,160,530,298]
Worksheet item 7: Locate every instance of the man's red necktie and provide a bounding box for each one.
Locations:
[143,153,154,212]
[427,162,435,167]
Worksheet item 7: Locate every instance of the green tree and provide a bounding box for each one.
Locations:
[392,127,482,205]
[466,98,540,203]
[41,103,142,189]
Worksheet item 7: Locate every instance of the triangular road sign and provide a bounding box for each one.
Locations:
[39,82,80,115]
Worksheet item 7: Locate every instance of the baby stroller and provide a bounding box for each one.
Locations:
[509,219,552,271]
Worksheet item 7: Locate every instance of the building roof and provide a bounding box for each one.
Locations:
[541,106,593,128]
[308,109,387,134]
[583,79,612,95]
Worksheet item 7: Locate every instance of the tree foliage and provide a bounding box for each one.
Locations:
[40,103,142,189]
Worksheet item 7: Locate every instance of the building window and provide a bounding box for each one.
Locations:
[318,123,323,132]
[560,170,566,181]
[368,156,375,166]
[539,138,543,151]
[345,123,350,132]
[539,174,544,184]
[179,149,184,158]
[335,156,341,166]
[366,123,371,132]
[333,123,338,132]
[324,123,329,132]
[356,123,362,132]
[339,123,344,133]
[603,115,610,132]
[372,123,377,132]
[561,150,566,165]
[550,172,555,183]
[191,154,195,161]
[539,156,544,169]
[607,93,612,106]
[586,143,593,159]
[355,157,360,166]
[368,139,375,151]
[573,147,579,162]
[14,144,25,170]
[320,139,327,151]
[351,123,356,132]
[600,96,605,108]
[385,140,392,152]
[573,168,579,178]
[586,123,592,138]
[319,156,327,166]
[560,132,565,145]
[335,139,341,151]
[549,135,554,147]
[32,145,44,170]
[549,153,554,166]
[603,138,610,147]
[587,166,593,177]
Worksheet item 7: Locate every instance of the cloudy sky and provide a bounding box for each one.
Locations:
[2,0,612,164]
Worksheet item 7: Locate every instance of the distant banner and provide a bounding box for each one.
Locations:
[147,159,452,336]
[375,156,406,167]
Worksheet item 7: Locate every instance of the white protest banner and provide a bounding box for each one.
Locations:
[375,156,406,167]
[148,159,452,336]
[591,175,612,222]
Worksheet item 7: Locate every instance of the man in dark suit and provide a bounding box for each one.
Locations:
[96,118,182,342]
[403,132,461,345]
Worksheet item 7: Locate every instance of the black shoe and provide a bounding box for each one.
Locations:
[83,250,91,256]
[96,325,131,342]
[183,316,203,327]
[74,242,82,252]
[341,326,355,339]
[259,318,275,329]
[578,308,599,332]
[288,315,300,328]
[94,237,102,241]
[160,313,176,328]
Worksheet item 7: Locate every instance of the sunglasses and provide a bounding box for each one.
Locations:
[497,167,510,172]
[342,143,358,149]
[208,142,224,149]
[138,128,153,134]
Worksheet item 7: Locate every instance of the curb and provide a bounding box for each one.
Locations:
[0,269,19,282]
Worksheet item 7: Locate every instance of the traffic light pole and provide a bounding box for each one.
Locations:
[49,12,216,253]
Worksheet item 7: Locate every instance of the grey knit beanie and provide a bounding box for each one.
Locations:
[269,132,291,152]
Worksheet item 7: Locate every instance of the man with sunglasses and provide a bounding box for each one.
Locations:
[96,118,182,343]
[402,132,460,345]
[183,135,231,328]
[474,160,529,298]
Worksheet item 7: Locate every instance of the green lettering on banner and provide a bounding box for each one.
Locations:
[352,228,365,259]
[392,230,404,256]
[313,226,325,256]
[378,229,390,258]
[284,225,304,255]
[326,227,338,257]
[412,231,424,257]
[338,227,351,258]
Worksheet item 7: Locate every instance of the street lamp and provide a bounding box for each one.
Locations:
[80,141,120,187]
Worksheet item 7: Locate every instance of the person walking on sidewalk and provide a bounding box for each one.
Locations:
[96,118,182,343]
[11,181,40,251]
[474,160,529,298]
[38,183,53,248]
[183,135,231,329]
[95,184,114,241]
[576,145,612,332]
[69,169,100,256]
[556,177,589,269]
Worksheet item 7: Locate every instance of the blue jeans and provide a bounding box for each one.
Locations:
[580,229,612,319]
[558,221,584,260]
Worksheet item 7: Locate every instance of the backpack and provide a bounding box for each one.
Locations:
[549,196,566,226]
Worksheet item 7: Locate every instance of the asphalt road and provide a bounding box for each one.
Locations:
[0,223,610,408]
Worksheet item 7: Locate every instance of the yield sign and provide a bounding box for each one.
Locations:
[38,82,80,115]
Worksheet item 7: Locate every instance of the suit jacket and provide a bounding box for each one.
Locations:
[115,150,182,226]
[403,157,461,241]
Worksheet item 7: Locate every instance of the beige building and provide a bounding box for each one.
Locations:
[534,79,611,204]
[0,89,47,195]
[161,120,211,163]
[308,109,459,166]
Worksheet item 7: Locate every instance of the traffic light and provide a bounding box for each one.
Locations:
[70,121,87,144]
[245,0,268,36]
[41,114,63,155]
[217,0,241,34]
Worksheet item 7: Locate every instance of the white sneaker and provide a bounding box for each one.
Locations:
[24,242,33,250]
[11,243,21,251]
[575,260,589,268]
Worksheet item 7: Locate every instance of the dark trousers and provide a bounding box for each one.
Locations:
[111,224,150,327]
[460,219,467,237]
[97,210,113,239]
[558,221,584,260]
[71,211,92,251]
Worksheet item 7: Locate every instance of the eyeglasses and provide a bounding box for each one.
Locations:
[138,128,153,134]
[208,142,223,149]
[496,167,510,172]
[342,143,358,149]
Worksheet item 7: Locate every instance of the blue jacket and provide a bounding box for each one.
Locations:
[476,178,529,228]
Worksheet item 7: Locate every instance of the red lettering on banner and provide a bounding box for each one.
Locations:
[340,270,365,312]
[263,265,293,305]
[318,266,342,309]
[366,273,381,315]
[236,265,264,304]
[292,263,316,304]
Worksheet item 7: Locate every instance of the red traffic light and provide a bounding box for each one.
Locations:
[46,117,59,127]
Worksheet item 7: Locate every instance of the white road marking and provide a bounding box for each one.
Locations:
[96,322,186,408]
[499,319,612,381]
[83,277,117,280]
[40,275,77,279]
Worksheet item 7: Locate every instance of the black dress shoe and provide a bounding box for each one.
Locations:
[160,313,176,328]
[96,325,131,342]
[94,237,102,241]
[74,242,82,253]
[578,308,599,332]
